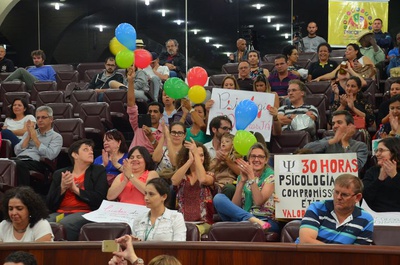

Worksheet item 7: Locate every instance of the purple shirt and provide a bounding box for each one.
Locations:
[268,71,299,96]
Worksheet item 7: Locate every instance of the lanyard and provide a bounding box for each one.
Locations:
[144,221,154,241]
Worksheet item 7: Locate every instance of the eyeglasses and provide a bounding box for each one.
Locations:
[219,126,232,132]
[36,116,49,120]
[374,148,390,154]
[332,189,357,199]
[287,88,300,93]
[249,154,266,160]
[171,131,185,136]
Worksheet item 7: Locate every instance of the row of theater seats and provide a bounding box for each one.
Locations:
[50,220,400,245]
[0,62,112,91]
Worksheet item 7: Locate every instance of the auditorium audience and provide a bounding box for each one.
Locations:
[304,110,368,170]
[14,105,62,191]
[307,43,338,81]
[268,55,299,97]
[127,67,163,153]
[87,57,124,101]
[209,133,240,199]
[221,75,239,90]
[153,121,186,173]
[358,30,386,65]
[93,129,129,186]
[0,45,14,73]
[363,137,400,212]
[109,234,182,265]
[4,251,38,265]
[4,50,55,92]
[162,91,177,125]
[236,61,253,91]
[388,32,400,59]
[204,115,233,159]
[159,39,186,79]
[47,139,108,241]
[377,82,400,126]
[0,186,53,242]
[213,143,279,232]
[131,178,186,241]
[180,100,210,144]
[1,98,36,148]
[107,146,159,204]
[297,174,373,245]
[375,94,400,139]
[313,43,374,81]
[330,76,375,131]
[248,50,269,80]
[171,140,215,235]
[228,38,249,63]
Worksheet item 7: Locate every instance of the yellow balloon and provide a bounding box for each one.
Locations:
[109,37,127,56]
[188,85,207,104]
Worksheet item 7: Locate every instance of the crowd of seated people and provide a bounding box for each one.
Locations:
[1,21,400,245]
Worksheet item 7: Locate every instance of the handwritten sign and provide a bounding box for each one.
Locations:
[362,200,400,226]
[83,200,148,230]
[207,88,275,142]
[274,153,358,219]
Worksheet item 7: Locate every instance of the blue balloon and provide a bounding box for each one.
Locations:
[235,99,258,130]
[115,23,137,51]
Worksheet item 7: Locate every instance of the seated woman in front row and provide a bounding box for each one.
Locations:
[107,146,159,205]
[131,178,186,241]
[213,143,279,233]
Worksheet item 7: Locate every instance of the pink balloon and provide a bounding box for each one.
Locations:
[134,49,152,69]
[187,66,208,87]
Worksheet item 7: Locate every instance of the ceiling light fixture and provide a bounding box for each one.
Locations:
[145,0,150,6]
[174,20,184,25]
[191,29,200,35]
[251,3,265,9]
[274,24,282,31]
[263,15,275,23]
[51,3,63,10]
[95,25,106,32]
[223,52,231,57]
[213,44,222,48]
[203,37,212,43]
[158,9,169,17]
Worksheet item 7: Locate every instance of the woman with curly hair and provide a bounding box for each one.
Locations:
[0,186,53,242]
[171,139,215,235]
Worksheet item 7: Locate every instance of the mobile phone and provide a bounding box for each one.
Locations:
[102,240,120,253]
[138,114,152,128]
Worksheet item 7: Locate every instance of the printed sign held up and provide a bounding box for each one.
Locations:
[274,153,358,219]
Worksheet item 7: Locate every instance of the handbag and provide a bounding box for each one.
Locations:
[353,64,376,79]
[353,115,366,129]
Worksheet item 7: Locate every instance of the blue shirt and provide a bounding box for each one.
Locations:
[27,65,56,81]
[94,153,128,176]
[296,200,373,245]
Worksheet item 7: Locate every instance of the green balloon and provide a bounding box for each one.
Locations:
[164,77,189,99]
[116,50,134,69]
[233,130,257,156]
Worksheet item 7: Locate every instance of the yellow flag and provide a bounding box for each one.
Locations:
[328,0,389,46]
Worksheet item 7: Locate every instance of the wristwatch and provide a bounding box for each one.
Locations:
[132,258,144,265]
[247,179,256,185]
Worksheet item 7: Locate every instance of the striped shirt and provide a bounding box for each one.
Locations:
[278,104,319,130]
[296,200,374,245]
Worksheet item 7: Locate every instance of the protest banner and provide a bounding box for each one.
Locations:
[274,153,358,219]
[207,88,275,141]
[83,200,148,230]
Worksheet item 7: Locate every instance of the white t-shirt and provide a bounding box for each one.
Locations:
[0,219,54,242]
[3,115,36,139]
[143,65,170,78]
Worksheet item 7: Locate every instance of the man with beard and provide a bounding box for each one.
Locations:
[297,174,373,245]
[228,38,249,63]
[87,57,124,101]
[4,49,55,92]
[300,22,326,53]
[204,115,233,159]
[159,39,186,79]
